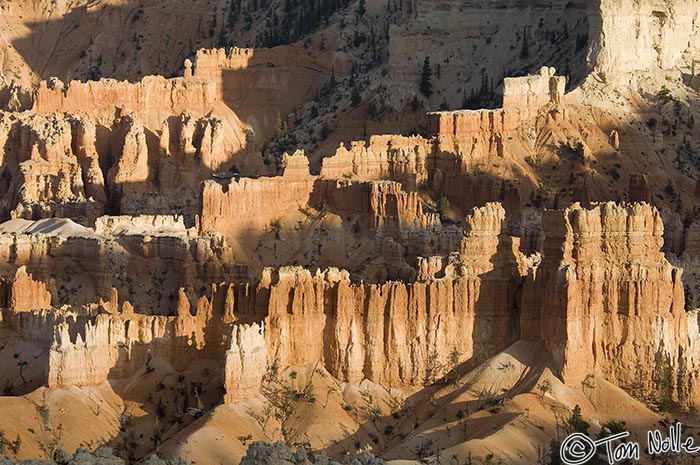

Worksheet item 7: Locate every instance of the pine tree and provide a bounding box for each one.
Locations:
[411,95,421,112]
[358,0,366,16]
[351,86,361,107]
[521,26,530,59]
[568,405,590,434]
[420,57,433,97]
[548,440,563,465]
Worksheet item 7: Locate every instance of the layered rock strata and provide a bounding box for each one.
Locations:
[319,136,430,190]
[593,0,700,79]
[33,77,217,118]
[521,202,700,408]
[16,204,518,398]
[47,289,228,387]
[311,180,439,240]
[223,203,523,397]
[0,216,236,315]
[0,110,239,224]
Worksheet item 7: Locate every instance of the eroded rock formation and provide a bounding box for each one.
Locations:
[522,202,700,408]
[320,136,430,189]
[594,0,700,79]
[33,77,217,119]
[2,1,700,460]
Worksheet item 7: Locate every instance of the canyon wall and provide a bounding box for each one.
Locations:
[5,201,700,411]
[34,202,513,398]
[319,136,430,190]
[311,180,439,240]
[502,67,566,111]
[428,68,566,152]
[0,216,236,314]
[0,111,104,223]
[6,276,237,389]
[224,322,267,403]
[593,0,700,79]
[194,46,343,144]
[521,202,700,408]
[33,76,218,120]
[0,110,242,224]
[223,203,524,398]
[47,290,227,387]
[193,46,339,84]
[8,267,52,314]
[199,148,450,278]
[198,173,316,244]
[391,0,700,93]
[427,120,527,225]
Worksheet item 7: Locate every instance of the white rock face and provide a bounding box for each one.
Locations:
[593,0,700,78]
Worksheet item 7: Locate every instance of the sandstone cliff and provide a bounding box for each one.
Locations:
[2,1,700,461]
[593,0,700,80]
[0,216,237,317]
[521,202,700,408]
[193,45,343,144]
[319,136,430,190]
[33,77,218,121]
[222,203,523,399]
[8,266,51,314]
[48,291,226,387]
[107,113,152,210]
[199,175,316,246]
[0,111,103,222]
[29,202,518,400]
[311,180,438,240]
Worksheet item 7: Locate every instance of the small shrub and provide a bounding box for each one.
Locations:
[9,434,21,454]
[238,434,253,446]
[658,86,675,103]
[597,420,627,439]
[537,379,552,400]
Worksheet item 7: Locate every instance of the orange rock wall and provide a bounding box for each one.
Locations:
[521,202,700,408]
[320,136,430,190]
[502,67,565,110]
[33,77,218,119]
[311,180,439,240]
[222,204,523,398]
[199,176,316,243]
[9,267,51,313]
[47,292,227,387]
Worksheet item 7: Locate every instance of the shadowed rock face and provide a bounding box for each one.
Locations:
[22,204,514,394]
[27,201,698,413]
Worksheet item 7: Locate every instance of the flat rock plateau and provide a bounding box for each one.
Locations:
[1,0,700,464]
